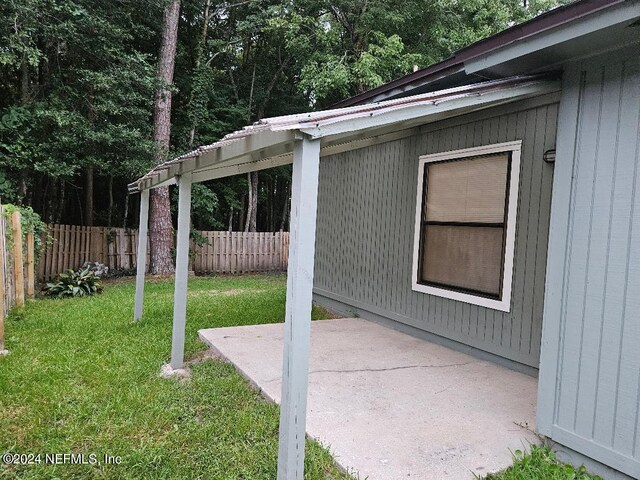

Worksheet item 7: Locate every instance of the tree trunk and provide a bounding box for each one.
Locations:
[19,53,30,204]
[268,176,273,232]
[123,193,129,229]
[85,166,94,226]
[56,180,65,224]
[239,193,246,232]
[75,185,83,225]
[188,0,211,147]
[149,0,181,275]
[279,177,290,231]
[107,174,114,227]
[45,178,55,223]
[41,177,50,222]
[244,172,258,232]
[20,53,29,104]
[85,92,95,226]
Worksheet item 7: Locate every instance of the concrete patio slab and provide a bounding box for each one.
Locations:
[198,318,538,479]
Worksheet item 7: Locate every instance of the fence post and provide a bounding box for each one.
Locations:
[0,211,6,354]
[11,211,24,308]
[26,231,35,297]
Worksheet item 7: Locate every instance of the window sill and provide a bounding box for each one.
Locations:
[411,282,511,312]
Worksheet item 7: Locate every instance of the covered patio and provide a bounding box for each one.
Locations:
[130,75,558,479]
[199,318,538,479]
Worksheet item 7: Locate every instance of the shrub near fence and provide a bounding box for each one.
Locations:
[39,224,289,281]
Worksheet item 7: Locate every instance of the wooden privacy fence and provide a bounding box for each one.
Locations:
[193,231,289,274]
[0,207,36,352]
[39,225,289,281]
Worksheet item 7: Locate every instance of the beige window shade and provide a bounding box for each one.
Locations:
[421,225,504,296]
[424,154,509,223]
[419,152,511,298]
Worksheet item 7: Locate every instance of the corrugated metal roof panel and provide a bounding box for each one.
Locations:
[130,74,557,192]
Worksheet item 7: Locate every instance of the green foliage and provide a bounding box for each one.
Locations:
[0,171,17,203]
[0,0,158,221]
[482,445,602,480]
[1,0,568,228]
[43,265,103,298]
[191,183,222,230]
[190,228,211,249]
[0,275,347,479]
[274,0,572,107]
[2,203,48,262]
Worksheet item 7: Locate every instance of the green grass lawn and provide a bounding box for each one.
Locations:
[0,274,346,480]
[0,274,599,480]
[481,446,601,480]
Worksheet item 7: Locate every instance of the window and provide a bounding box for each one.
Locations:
[411,141,521,312]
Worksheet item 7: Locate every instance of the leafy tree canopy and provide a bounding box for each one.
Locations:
[0,0,568,230]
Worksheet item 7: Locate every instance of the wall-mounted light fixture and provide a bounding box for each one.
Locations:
[543,149,556,164]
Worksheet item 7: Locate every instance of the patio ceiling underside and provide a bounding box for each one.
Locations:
[128,74,560,193]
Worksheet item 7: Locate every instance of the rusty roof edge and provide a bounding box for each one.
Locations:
[130,74,556,192]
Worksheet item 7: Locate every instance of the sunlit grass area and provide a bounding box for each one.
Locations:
[0,274,346,480]
[481,445,601,480]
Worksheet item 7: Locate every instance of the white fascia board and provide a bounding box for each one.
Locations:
[191,154,293,183]
[465,2,640,74]
[139,129,298,190]
[299,80,560,139]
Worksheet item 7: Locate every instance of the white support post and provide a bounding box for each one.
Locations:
[170,174,192,369]
[133,189,150,321]
[277,136,321,480]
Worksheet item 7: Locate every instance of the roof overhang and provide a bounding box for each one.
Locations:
[130,75,560,193]
[464,0,640,77]
[332,0,640,107]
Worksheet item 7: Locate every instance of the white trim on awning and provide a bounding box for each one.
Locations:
[129,75,560,192]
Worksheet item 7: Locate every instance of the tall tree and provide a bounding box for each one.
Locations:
[0,0,157,225]
[149,0,181,274]
[0,0,568,232]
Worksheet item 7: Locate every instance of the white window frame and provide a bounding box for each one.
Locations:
[411,140,522,312]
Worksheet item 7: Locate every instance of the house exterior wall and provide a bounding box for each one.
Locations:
[537,46,640,479]
[313,95,559,369]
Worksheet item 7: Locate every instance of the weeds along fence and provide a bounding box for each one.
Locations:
[0,207,36,352]
[38,225,289,281]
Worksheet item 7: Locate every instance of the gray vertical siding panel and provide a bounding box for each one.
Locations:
[510,108,534,353]
[315,96,559,367]
[574,61,623,441]
[555,65,604,432]
[610,58,640,459]
[611,61,640,459]
[381,142,394,311]
[537,47,640,478]
[592,57,636,449]
[530,104,557,358]
[520,108,546,355]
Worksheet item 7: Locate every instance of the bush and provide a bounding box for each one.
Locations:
[2,203,49,263]
[43,265,103,298]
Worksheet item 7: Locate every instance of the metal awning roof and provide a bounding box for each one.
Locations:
[129,74,560,193]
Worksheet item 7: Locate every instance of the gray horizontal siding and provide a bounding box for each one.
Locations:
[314,96,559,368]
[538,46,640,478]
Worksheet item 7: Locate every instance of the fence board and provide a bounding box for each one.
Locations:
[38,225,289,280]
[0,206,35,329]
